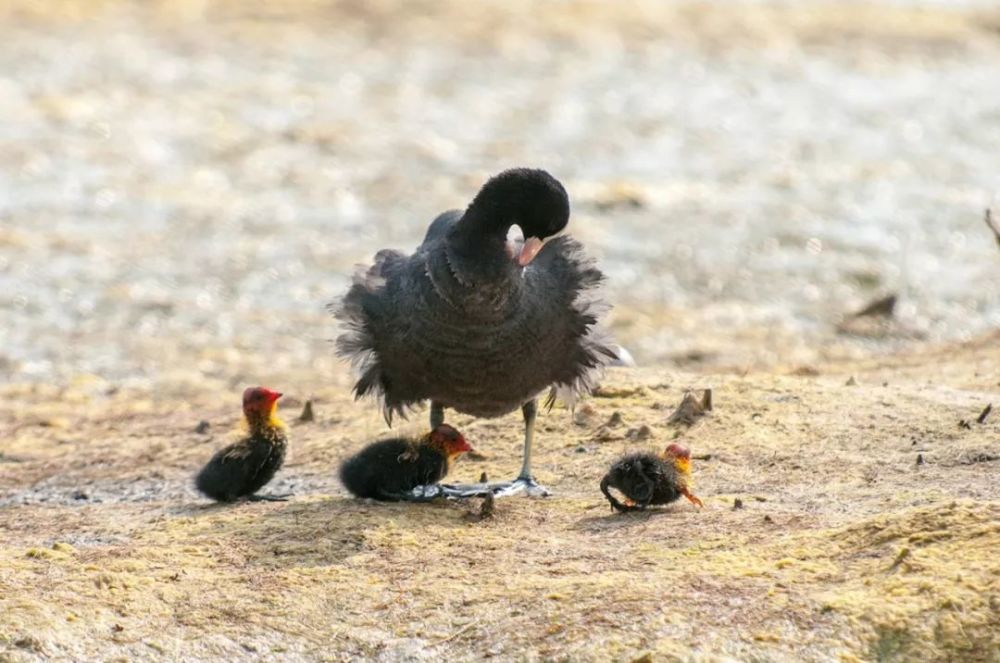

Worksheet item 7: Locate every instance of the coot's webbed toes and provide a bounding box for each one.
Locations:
[433,482,492,499]
[247,493,292,502]
[492,476,551,498]
[396,483,470,501]
[432,477,551,499]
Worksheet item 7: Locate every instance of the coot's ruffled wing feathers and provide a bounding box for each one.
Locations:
[528,236,619,410]
[333,248,416,423]
[334,220,618,422]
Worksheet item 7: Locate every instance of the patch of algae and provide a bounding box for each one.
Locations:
[810,502,1000,662]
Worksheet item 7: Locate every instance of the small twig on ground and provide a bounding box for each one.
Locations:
[852,294,897,319]
[887,547,910,573]
[976,403,992,425]
[431,619,480,646]
[667,389,713,426]
[479,492,495,520]
[985,208,1000,250]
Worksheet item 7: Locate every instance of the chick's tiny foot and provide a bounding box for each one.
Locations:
[682,489,704,508]
[247,493,291,502]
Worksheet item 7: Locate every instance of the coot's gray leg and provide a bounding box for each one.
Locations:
[493,399,551,497]
[430,401,444,429]
[517,399,537,480]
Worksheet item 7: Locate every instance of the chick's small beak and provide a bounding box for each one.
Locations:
[517,236,545,266]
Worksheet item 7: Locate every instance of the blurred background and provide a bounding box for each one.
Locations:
[1,0,998,388]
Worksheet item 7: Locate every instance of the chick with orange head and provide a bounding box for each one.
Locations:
[600,442,704,513]
[339,424,473,501]
[195,387,290,503]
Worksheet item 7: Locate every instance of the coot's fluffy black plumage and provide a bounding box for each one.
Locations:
[335,168,616,422]
[339,424,472,501]
[600,444,703,513]
[195,387,288,502]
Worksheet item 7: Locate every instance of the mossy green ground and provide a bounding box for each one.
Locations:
[2,334,998,661]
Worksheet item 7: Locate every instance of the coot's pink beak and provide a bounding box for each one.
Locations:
[517,237,545,266]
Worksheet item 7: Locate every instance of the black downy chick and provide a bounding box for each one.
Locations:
[600,443,704,513]
[195,387,289,502]
[334,168,619,498]
[339,424,472,501]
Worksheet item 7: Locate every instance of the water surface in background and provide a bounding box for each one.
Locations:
[1,2,998,383]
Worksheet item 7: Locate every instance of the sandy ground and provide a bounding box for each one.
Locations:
[2,1,1000,661]
[1,332,998,661]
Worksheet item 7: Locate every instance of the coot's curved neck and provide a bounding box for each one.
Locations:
[450,204,510,251]
[444,207,518,285]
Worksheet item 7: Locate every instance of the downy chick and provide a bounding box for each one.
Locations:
[339,424,472,501]
[195,387,289,502]
[600,443,703,513]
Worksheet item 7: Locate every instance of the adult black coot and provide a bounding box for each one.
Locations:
[333,168,618,497]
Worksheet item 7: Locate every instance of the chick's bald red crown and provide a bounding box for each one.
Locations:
[663,443,691,460]
[428,423,473,454]
[662,443,693,473]
[242,387,282,415]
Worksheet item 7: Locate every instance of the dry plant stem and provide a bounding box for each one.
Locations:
[986,208,1000,250]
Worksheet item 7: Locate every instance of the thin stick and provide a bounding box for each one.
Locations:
[986,208,1000,250]
[431,619,480,646]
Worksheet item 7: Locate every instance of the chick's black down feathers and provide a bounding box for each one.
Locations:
[600,452,684,513]
[195,426,287,502]
[334,169,617,424]
[339,437,452,501]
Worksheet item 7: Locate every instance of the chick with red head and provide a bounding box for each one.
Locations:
[600,442,704,513]
[339,424,473,501]
[195,387,290,503]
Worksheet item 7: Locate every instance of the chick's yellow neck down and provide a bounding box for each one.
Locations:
[244,403,285,433]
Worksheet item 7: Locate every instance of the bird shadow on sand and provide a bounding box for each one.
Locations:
[176,494,478,569]
[573,506,688,533]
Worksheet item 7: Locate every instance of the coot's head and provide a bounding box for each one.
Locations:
[464,168,570,266]
[427,423,473,456]
[662,443,692,474]
[242,386,282,420]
